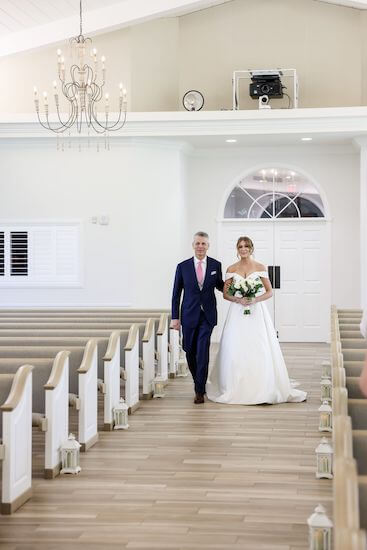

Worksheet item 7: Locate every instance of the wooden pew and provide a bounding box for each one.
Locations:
[0,325,142,415]
[0,365,33,513]
[0,344,97,460]
[0,354,70,477]
[332,307,367,545]
[0,310,174,378]
[0,312,172,380]
[0,330,131,429]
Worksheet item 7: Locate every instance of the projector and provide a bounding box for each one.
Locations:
[249,72,284,99]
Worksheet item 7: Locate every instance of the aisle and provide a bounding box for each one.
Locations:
[0,343,332,550]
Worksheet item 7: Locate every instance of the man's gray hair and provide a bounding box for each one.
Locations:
[193,231,209,239]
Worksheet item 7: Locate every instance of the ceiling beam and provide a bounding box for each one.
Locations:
[0,0,232,57]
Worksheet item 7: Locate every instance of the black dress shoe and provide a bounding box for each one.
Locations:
[194,393,204,404]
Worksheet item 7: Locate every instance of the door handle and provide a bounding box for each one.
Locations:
[268,266,274,287]
[275,266,280,289]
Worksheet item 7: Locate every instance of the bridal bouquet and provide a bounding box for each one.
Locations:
[227,277,264,315]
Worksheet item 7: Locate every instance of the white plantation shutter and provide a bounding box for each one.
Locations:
[0,222,81,286]
[0,232,4,276]
[10,231,28,276]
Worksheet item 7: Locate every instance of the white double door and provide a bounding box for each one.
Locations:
[217,220,330,342]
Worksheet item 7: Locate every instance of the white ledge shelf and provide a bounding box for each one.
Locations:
[1,106,367,141]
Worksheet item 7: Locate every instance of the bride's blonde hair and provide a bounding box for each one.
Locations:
[236,236,254,255]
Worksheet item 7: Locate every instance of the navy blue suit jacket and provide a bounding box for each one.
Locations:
[171,257,224,329]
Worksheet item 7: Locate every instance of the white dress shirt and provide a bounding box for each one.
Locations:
[194,255,207,289]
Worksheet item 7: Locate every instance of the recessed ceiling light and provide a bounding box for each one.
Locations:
[301,137,313,141]
[225,138,237,143]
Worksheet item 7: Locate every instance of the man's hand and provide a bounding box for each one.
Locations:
[170,319,181,331]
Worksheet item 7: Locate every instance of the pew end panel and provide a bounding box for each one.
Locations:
[44,352,70,479]
[157,314,168,382]
[334,457,361,531]
[169,328,179,379]
[0,365,33,515]
[124,324,140,414]
[142,319,155,399]
[77,340,98,452]
[102,332,121,431]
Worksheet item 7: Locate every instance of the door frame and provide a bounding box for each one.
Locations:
[214,164,332,343]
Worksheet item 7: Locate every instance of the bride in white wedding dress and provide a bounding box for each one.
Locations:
[206,236,307,405]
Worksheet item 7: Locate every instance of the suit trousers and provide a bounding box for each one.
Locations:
[182,311,213,395]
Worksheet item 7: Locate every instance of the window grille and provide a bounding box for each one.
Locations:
[224,168,325,219]
[10,231,28,276]
[0,232,4,276]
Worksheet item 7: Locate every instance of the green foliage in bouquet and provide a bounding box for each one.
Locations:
[227,277,264,315]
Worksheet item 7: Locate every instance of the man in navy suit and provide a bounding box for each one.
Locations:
[171,232,224,403]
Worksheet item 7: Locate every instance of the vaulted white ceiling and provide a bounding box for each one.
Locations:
[0,0,366,57]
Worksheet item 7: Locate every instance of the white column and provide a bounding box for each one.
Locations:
[358,141,367,311]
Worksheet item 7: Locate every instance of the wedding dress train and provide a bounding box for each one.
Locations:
[206,271,307,405]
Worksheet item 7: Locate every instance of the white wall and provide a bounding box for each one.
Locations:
[183,144,360,308]
[0,138,361,311]
[1,0,367,113]
[0,141,186,308]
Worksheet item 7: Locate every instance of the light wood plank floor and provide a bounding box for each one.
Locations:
[0,343,332,550]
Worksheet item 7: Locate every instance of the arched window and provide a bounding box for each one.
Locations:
[224,168,325,219]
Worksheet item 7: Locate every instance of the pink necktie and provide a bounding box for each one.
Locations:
[196,261,204,285]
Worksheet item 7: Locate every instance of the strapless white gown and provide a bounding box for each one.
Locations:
[206,271,307,405]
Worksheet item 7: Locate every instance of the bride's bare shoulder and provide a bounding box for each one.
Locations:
[254,261,267,272]
[226,263,238,274]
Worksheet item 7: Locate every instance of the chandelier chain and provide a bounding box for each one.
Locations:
[80,0,83,39]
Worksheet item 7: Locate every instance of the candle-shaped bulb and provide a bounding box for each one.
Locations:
[33,86,38,97]
[61,56,65,64]
[57,48,62,56]
[53,80,57,91]
[101,55,106,63]
[122,88,127,103]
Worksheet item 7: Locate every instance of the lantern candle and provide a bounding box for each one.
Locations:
[60,433,81,475]
[320,377,332,402]
[315,437,333,479]
[318,401,332,432]
[153,375,165,398]
[307,504,333,550]
[113,398,129,430]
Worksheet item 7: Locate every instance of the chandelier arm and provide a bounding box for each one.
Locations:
[89,120,110,134]
[36,101,78,133]
[55,101,77,128]
[91,101,127,131]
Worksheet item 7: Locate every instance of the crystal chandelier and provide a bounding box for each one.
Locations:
[33,0,127,135]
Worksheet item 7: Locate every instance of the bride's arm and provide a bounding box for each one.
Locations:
[223,274,241,303]
[223,279,240,304]
[254,276,273,303]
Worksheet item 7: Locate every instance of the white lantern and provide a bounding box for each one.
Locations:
[113,398,129,430]
[318,401,332,432]
[153,375,165,398]
[60,433,81,475]
[321,361,331,379]
[177,357,189,377]
[320,377,332,402]
[307,504,333,550]
[315,437,333,479]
